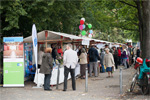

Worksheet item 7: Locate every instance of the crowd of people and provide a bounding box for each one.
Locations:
[37,43,141,91]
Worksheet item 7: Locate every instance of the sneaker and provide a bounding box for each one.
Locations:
[44,89,52,91]
[63,89,66,92]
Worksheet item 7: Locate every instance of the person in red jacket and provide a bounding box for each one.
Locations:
[117,47,122,65]
[57,46,63,56]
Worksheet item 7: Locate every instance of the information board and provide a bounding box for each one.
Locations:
[3,37,24,87]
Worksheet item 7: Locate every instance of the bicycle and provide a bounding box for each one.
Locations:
[130,61,140,92]
[130,57,150,95]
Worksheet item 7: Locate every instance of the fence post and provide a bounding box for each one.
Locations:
[85,67,88,92]
[120,68,123,94]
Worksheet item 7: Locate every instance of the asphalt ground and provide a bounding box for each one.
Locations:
[0,66,150,100]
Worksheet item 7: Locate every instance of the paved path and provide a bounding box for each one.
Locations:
[0,66,149,100]
[120,67,150,100]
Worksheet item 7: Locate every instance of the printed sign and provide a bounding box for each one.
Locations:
[82,39,90,45]
[3,37,24,87]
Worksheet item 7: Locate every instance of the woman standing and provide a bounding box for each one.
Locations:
[79,48,87,79]
[103,48,115,78]
[122,46,128,69]
[40,48,53,91]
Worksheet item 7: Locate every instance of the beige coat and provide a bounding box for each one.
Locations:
[103,53,115,67]
[79,53,88,64]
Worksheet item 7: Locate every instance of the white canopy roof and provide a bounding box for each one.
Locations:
[23,30,110,43]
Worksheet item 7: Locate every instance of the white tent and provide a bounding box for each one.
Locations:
[23,30,110,43]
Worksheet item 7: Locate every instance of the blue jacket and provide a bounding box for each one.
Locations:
[88,47,99,62]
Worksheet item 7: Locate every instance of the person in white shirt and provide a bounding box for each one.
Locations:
[63,44,78,91]
[38,47,44,68]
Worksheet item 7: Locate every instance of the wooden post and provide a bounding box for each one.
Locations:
[72,40,75,50]
[45,31,48,48]
[61,36,63,52]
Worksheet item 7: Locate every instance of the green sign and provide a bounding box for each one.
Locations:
[3,37,24,87]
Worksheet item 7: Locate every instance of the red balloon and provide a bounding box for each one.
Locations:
[80,20,84,25]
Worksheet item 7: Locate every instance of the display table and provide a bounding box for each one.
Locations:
[34,63,80,85]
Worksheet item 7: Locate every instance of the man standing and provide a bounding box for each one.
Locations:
[63,44,78,91]
[88,45,100,77]
[136,46,141,58]
[112,47,118,69]
[117,47,122,65]
[52,44,59,61]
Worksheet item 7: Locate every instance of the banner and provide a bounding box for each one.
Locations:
[32,24,38,69]
[3,37,24,87]
[32,24,40,87]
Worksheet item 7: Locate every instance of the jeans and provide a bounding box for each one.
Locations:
[64,66,76,90]
[89,62,98,77]
[123,59,127,69]
[44,73,52,90]
[118,56,121,65]
[114,57,118,69]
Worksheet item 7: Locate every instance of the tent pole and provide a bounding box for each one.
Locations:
[61,36,63,52]
[45,31,48,48]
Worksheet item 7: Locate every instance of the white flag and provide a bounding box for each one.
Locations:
[32,24,38,68]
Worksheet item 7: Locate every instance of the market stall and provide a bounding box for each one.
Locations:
[23,30,123,85]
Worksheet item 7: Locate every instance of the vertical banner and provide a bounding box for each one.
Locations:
[3,37,24,87]
[32,24,40,87]
[32,24,38,69]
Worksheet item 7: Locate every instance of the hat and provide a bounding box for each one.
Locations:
[105,44,109,46]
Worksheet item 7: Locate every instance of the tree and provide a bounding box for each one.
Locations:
[118,0,150,58]
[83,0,150,58]
[0,0,83,37]
[141,0,150,58]
[81,0,138,43]
[1,0,150,58]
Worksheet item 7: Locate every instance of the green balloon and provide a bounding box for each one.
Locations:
[88,24,92,29]
[81,30,86,36]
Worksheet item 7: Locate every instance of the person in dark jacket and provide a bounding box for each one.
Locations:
[100,49,105,73]
[88,45,100,77]
[40,48,53,91]
[136,46,141,58]
[112,47,118,69]
[52,44,59,61]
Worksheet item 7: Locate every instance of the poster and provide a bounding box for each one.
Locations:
[24,43,34,81]
[3,37,24,87]
[82,39,90,45]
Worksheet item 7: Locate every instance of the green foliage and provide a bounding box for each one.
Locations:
[1,0,83,37]
[84,0,139,42]
[1,1,27,31]
[1,0,140,43]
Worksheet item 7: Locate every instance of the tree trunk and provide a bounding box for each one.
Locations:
[135,0,143,53]
[142,0,150,58]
